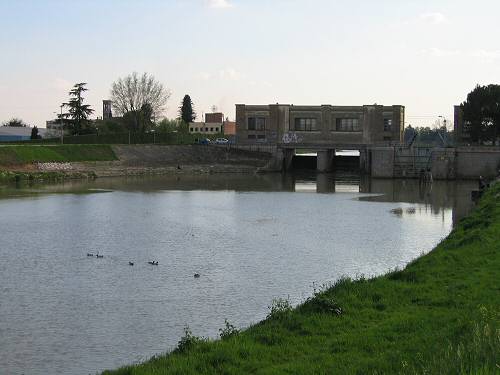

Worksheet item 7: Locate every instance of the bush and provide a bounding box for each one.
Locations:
[219,319,239,339]
[267,297,293,319]
[175,326,202,353]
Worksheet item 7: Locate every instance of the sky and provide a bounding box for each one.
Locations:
[1,0,499,129]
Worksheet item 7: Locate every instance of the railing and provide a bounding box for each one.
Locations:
[0,132,202,145]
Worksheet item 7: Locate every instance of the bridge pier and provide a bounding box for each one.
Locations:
[317,150,335,172]
[359,149,370,174]
[282,148,295,171]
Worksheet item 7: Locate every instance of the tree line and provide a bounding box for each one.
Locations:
[51,72,198,136]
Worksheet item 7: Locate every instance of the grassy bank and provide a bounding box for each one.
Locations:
[104,183,500,375]
[0,145,117,165]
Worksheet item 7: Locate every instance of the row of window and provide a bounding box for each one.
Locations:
[246,117,394,132]
[248,117,266,131]
[248,134,266,139]
[294,118,318,131]
[190,127,220,132]
[336,118,361,132]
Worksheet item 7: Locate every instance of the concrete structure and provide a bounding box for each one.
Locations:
[103,100,113,119]
[235,103,404,172]
[369,146,500,180]
[236,104,404,146]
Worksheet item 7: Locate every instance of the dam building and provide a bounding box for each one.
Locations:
[235,103,405,172]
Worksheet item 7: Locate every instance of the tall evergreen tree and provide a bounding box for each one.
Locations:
[65,83,94,135]
[179,95,196,124]
[30,126,40,139]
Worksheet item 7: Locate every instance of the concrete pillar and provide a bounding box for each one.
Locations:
[283,148,295,171]
[359,149,370,174]
[316,173,335,193]
[317,150,335,172]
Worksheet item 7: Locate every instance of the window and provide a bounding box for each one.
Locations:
[248,117,266,130]
[205,127,208,131]
[384,118,392,132]
[248,134,256,139]
[190,128,194,132]
[294,118,318,131]
[257,134,266,139]
[383,136,392,141]
[195,127,198,132]
[210,127,214,132]
[215,127,219,132]
[336,118,361,131]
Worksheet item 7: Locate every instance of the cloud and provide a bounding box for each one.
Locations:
[206,0,233,9]
[419,12,449,25]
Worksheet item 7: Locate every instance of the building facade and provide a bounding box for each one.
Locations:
[188,112,228,135]
[235,104,405,145]
[189,122,223,135]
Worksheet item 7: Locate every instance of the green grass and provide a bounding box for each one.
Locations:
[0,145,117,165]
[103,183,500,375]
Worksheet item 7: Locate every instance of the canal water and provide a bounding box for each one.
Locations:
[0,174,476,375]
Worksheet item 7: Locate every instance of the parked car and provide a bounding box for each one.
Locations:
[197,138,211,145]
[214,138,229,144]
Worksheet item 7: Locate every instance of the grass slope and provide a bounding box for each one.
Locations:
[104,184,500,375]
[0,145,116,165]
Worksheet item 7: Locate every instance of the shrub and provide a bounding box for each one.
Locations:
[267,297,293,319]
[219,319,239,339]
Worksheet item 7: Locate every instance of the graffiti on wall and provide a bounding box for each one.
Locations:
[282,132,302,144]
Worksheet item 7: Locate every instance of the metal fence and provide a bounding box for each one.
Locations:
[0,132,201,145]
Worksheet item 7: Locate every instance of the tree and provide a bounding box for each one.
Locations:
[110,72,171,131]
[64,83,94,135]
[30,126,40,140]
[461,84,500,144]
[2,118,28,127]
[179,95,196,124]
[156,118,181,133]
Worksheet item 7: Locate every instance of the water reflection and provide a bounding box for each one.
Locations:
[0,172,476,225]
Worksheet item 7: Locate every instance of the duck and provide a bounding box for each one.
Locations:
[128,262,134,266]
[96,254,104,258]
[87,253,94,257]
[194,273,200,278]
[148,261,159,266]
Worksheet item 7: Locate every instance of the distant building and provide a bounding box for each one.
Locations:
[205,112,223,123]
[0,126,46,142]
[189,112,226,135]
[454,105,470,145]
[236,103,405,145]
[45,119,69,138]
[223,120,236,136]
[103,100,113,119]
[189,121,222,135]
